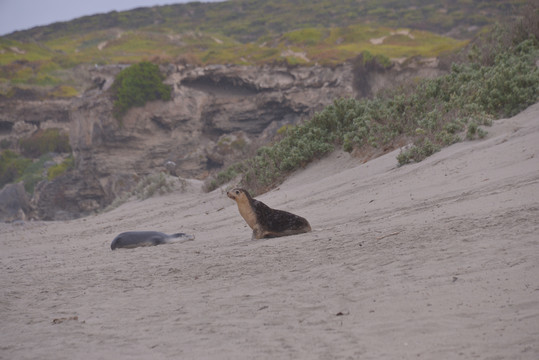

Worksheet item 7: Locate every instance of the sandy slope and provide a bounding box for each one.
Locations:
[1,103,538,360]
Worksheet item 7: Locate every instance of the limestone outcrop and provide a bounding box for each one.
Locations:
[0,182,30,222]
[0,60,444,220]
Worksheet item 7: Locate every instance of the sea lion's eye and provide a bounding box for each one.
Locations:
[235,190,240,195]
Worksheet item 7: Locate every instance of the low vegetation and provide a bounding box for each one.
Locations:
[0,150,32,189]
[6,0,525,44]
[105,172,180,211]
[1,128,74,193]
[17,153,53,194]
[132,172,177,200]
[47,155,75,181]
[206,15,539,194]
[18,128,71,158]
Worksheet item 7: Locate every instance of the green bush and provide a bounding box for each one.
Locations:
[110,61,172,119]
[17,153,53,194]
[0,150,31,189]
[47,155,74,180]
[397,138,440,166]
[1,147,76,193]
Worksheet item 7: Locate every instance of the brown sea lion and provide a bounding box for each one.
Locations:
[227,188,311,239]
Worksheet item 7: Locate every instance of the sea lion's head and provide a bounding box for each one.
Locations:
[227,188,250,201]
[227,188,257,230]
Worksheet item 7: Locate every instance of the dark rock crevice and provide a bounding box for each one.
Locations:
[181,76,261,97]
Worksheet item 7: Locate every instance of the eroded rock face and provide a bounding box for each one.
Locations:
[31,172,107,221]
[205,131,252,169]
[63,63,357,217]
[0,99,72,145]
[0,60,444,220]
[179,64,353,139]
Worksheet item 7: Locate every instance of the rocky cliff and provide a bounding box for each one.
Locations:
[0,58,444,221]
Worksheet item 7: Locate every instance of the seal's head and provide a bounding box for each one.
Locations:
[227,188,251,202]
[227,188,257,229]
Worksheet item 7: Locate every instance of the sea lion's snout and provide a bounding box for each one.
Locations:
[177,233,195,241]
[227,189,241,200]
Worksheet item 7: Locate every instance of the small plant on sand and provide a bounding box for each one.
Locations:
[397,138,440,166]
[132,172,176,200]
[104,172,178,211]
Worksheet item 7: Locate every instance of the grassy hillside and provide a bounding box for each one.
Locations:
[0,0,526,95]
[5,0,527,43]
[0,26,464,96]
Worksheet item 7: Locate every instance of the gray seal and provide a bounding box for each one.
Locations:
[110,231,195,250]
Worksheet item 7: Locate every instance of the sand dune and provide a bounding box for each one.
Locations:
[1,103,538,359]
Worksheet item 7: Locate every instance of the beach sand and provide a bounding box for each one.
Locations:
[1,103,538,359]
